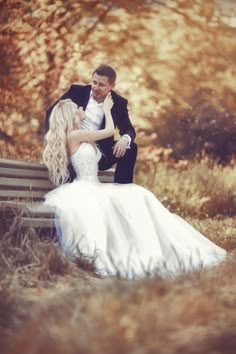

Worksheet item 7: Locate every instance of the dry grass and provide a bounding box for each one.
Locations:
[1,258,236,354]
[135,155,236,218]
[0,157,236,354]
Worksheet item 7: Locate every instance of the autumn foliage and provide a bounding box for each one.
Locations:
[0,0,235,161]
[0,3,236,354]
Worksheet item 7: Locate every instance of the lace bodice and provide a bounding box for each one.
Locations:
[71,142,102,182]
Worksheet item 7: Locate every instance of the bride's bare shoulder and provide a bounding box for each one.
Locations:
[68,131,82,155]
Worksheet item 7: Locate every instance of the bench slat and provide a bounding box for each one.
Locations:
[98,175,114,183]
[0,168,114,180]
[19,217,55,229]
[0,158,114,174]
[0,177,54,189]
[0,190,45,200]
[99,169,114,176]
[0,201,54,217]
[0,176,113,190]
[0,158,46,171]
[0,167,49,179]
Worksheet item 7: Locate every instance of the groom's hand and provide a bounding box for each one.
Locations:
[113,136,129,158]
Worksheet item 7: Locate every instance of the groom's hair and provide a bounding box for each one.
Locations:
[93,64,116,84]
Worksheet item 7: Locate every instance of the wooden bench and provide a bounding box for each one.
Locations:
[0,158,114,232]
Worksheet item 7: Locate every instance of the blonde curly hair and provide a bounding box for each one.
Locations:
[43,99,79,186]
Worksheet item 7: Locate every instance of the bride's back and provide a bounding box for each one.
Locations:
[70,142,102,182]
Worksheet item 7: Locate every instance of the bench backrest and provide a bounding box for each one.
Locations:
[0,158,114,202]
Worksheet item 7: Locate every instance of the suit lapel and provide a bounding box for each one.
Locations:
[78,85,91,110]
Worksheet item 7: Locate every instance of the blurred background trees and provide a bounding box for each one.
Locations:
[0,0,235,162]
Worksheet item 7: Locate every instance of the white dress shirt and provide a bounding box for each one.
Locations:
[81,90,131,148]
[81,91,104,131]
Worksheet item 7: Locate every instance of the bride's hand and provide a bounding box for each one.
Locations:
[77,107,86,121]
[104,93,114,112]
[74,107,86,129]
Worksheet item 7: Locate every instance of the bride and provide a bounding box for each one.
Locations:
[43,94,226,279]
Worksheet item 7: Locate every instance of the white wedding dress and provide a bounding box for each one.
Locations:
[44,142,226,279]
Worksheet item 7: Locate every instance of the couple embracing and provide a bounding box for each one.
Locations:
[44,64,226,279]
[45,64,137,185]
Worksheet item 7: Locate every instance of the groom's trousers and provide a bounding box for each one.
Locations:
[98,141,138,184]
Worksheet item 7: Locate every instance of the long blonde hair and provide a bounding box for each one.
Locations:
[43,99,78,186]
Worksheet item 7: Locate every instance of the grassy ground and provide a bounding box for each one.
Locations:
[0,156,236,354]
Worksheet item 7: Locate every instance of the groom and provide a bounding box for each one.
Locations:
[45,64,137,184]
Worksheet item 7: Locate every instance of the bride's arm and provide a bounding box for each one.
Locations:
[70,94,114,143]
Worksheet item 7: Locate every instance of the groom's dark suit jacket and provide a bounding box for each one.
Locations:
[45,84,136,154]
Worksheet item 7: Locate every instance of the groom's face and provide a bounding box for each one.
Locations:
[91,73,115,103]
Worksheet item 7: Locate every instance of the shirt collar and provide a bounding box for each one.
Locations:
[89,90,104,106]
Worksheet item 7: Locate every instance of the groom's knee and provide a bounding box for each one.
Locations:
[124,141,138,161]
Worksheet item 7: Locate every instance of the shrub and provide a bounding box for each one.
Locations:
[156,88,236,161]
